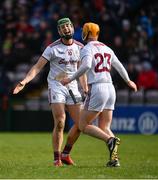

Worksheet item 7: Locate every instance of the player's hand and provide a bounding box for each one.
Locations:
[81,86,89,102]
[82,90,88,102]
[83,85,89,94]
[83,87,89,97]
[13,81,26,94]
[127,80,137,92]
[60,78,71,86]
[54,72,68,81]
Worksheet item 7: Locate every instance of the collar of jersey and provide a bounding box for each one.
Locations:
[60,38,74,46]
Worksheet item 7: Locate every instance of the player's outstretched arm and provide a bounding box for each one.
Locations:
[127,80,137,92]
[13,57,48,94]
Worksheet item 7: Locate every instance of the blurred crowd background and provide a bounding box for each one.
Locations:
[0,0,158,110]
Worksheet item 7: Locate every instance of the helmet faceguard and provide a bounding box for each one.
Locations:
[82,22,100,41]
[57,18,74,40]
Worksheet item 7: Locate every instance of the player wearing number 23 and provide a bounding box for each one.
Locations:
[61,22,137,167]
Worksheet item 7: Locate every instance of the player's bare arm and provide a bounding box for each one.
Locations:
[79,74,88,94]
[77,62,88,93]
[13,57,48,94]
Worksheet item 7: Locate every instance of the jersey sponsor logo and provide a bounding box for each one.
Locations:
[138,112,158,135]
[58,59,77,65]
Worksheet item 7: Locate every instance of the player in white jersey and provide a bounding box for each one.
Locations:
[61,22,137,167]
[13,18,88,167]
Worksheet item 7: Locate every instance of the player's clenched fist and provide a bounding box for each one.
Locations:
[60,78,71,86]
[13,82,26,94]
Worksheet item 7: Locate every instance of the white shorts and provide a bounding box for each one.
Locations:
[84,83,116,112]
[48,80,82,105]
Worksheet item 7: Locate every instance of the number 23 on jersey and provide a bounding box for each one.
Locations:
[94,53,111,73]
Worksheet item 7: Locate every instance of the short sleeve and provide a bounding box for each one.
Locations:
[42,46,52,61]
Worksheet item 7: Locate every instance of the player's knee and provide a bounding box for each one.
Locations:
[54,112,65,121]
[72,124,81,132]
[55,120,65,131]
[79,120,85,132]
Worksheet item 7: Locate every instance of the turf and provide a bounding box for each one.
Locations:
[0,133,158,179]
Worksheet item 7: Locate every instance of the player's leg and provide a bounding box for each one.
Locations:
[79,83,111,141]
[98,110,115,137]
[79,109,120,167]
[102,84,121,167]
[61,83,82,165]
[99,83,116,137]
[61,104,81,165]
[65,104,81,145]
[80,83,120,166]
[48,81,69,166]
[51,103,66,166]
[79,109,111,141]
[98,110,120,166]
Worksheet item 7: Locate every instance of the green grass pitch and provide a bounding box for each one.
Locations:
[0,133,158,179]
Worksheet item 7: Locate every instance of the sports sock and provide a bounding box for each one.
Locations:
[62,144,72,154]
[107,137,113,145]
[54,151,60,161]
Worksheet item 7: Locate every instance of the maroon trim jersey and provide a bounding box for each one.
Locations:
[42,39,83,87]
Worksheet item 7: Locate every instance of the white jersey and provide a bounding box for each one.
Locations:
[80,40,130,84]
[42,39,83,88]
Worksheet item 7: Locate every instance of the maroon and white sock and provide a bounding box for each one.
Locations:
[54,151,60,161]
[62,144,72,155]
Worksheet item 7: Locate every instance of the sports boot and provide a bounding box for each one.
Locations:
[106,137,120,167]
[61,153,75,165]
